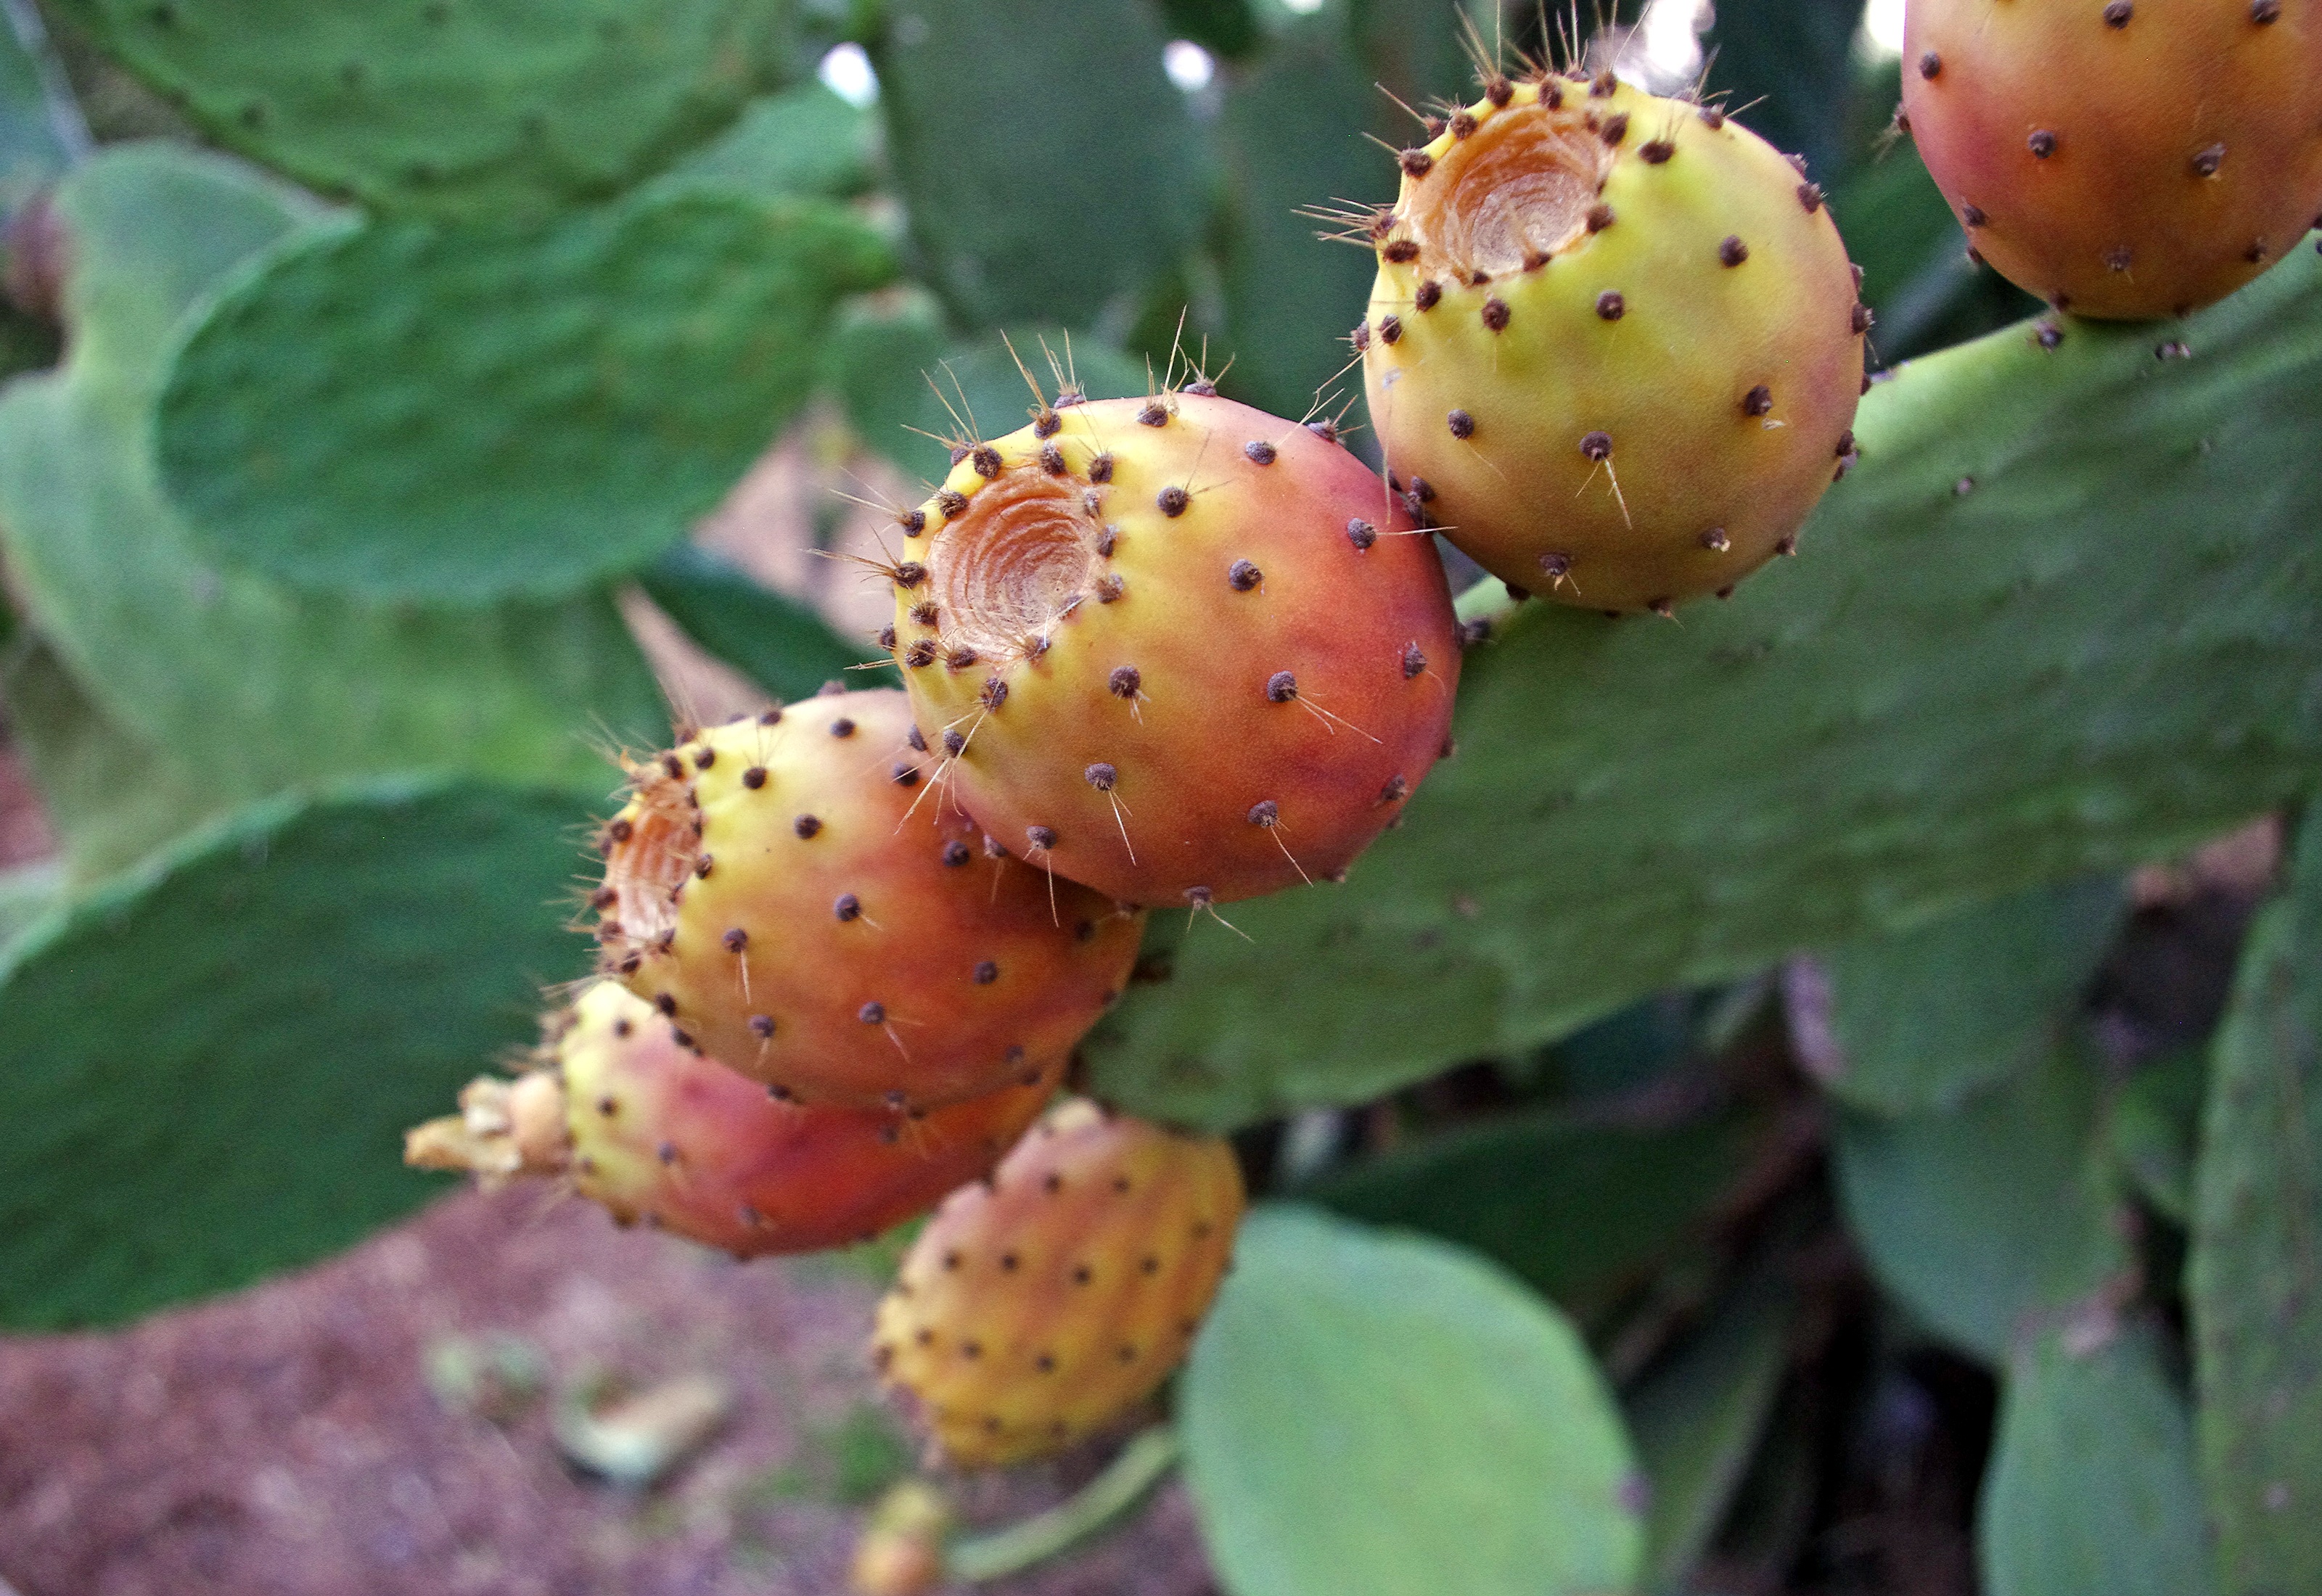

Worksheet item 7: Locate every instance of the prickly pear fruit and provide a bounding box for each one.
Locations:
[887,388,1461,907]
[1900,0,2322,319]
[405,983,1057,1256]
[871,1098,1244,1468]
[590,689,1144,1108]
[1358,70,1866,613]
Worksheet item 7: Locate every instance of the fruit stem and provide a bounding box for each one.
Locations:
[944,1426,1181,1583]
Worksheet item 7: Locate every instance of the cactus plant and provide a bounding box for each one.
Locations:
[1,4,2318,1593]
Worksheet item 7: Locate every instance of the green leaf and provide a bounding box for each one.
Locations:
[1087,246,2322,1131]
[1181,1204,1645,1596]
[825,300,1149,482]
[1794,874,2127,1116]
[0,641,234,882]
[1625,1277,1796,1590]
[2109,1046,2206,1227]
[636,544,868,704]
[1832,1042,2130,1363]
[1980,1320,2215,1596]
[869,0,1202,328]
[1302,1103,1760,1328]
[45,0,788,219]
[155,189,895,605]
[0,778,602,1330]
[661,81,876,202]
[2191,817,2322,1595]
[0,144,667,798]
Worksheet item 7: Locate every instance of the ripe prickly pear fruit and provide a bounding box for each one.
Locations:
[1900,0,2322,319]
[1358,70,1866,614]
[871,1098,1244,1468]
[887,390,1460,906]
[590,688,1143,1108]
[404,983,1057,1256]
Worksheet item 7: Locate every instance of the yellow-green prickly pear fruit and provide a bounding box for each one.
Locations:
[871,1099,1244,1468]
[1359,68,1867,613]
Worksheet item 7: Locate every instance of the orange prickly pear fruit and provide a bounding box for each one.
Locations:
[871,1098,1244,1468]
[588,688,1143,1109]
[886,387,1461,908]
[1900,0,2322,320]
[1359,67,1866,613]
[404,983,1055,1256]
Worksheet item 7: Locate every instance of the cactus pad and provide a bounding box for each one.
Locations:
[0,144,664,799]
[47,0,787,218]
[155,189,895,604]
[593,690,1144,1110]
[873,1098,1244,1467]
[1360,73,1865,612]
[890,390,1461,905]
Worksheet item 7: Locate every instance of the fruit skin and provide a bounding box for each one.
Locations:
[890,391,1460,906]
[590,688,1144,1108]
[1361,73,1865,613]
[1901,0,2322,321]
[404,983,1057,1256]
[871,1098,1244,1468]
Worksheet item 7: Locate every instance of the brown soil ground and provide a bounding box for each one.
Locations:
[0,1182,1217,1596]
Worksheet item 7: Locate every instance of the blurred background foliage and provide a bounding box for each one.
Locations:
[0,2,2315,1594]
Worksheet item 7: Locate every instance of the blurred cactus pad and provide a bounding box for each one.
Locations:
[0,3,2317,1595]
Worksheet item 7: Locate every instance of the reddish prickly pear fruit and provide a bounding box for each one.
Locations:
[887,390,1461,907]
[590,688,1143,1109]
[1359,72,1866,614]
[871,1098,1244,1468]
[403,983,1057,1256]
[1900,0,2322,319]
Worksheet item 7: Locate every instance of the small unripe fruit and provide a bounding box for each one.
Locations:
[590,690,1142,1108]
[890,392,1461,905]
[404,983,1055,1256]
[872,1099,1244,1468]
[1360,76,1864,612]
[1901,0,2322,318]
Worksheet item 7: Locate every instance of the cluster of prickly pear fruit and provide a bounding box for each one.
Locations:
[888,383,1462,905]
[591,687,1143,1109]
[406,983,1055,1257]
[872,1098,1244,1468]
[1900,0,2322,320]
[1359,66,1866,614]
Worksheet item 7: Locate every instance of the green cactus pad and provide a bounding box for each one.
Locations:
[2191,817,2322,1594]
[664,81,875,203]
[1832,1041,2128,1364]
[869,0,1201,329]
[0,144,667,801]
[635,544,866,707]
[0,642,234,883]
[0,779,602,1330]
[44,0,786,218]
[1182,1204,1645,1596]
[1090,250,2322,1130]
[1797,875,2127,1116]
[1980,1322,2215,1596]
[154,188,895,605]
